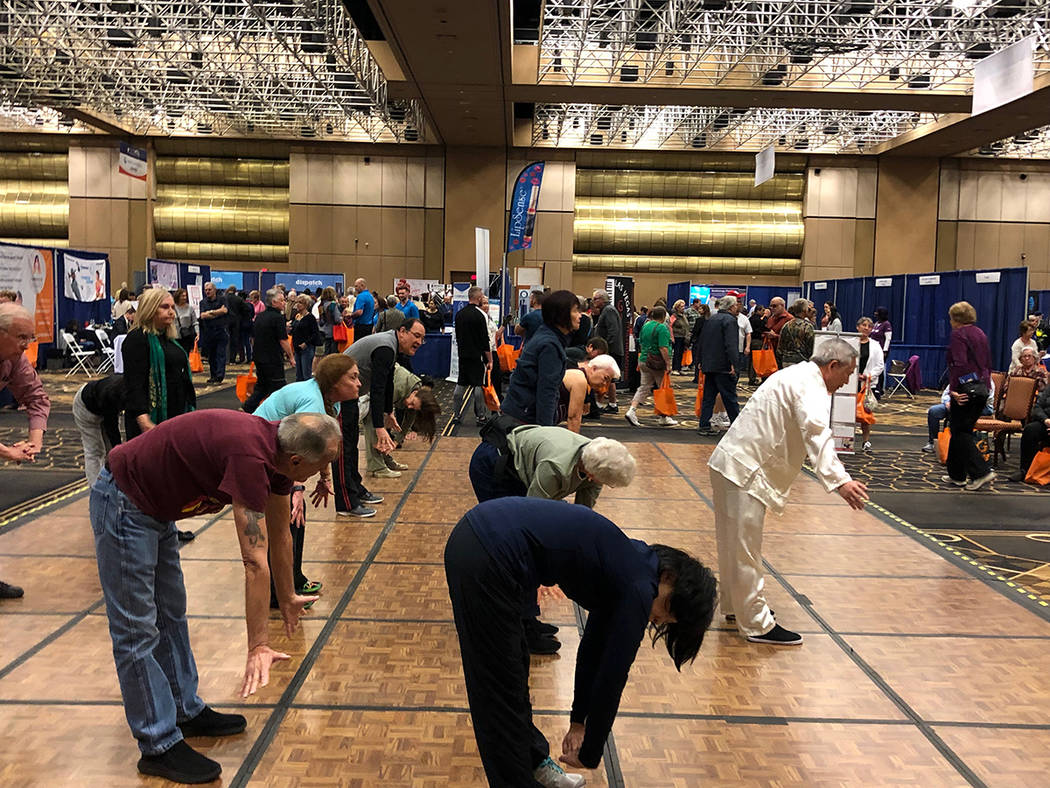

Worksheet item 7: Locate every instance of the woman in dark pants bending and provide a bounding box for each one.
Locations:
[445,497,716,787]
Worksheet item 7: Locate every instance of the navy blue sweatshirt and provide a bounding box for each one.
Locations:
[464,497,659,768]
[500,323,568,425]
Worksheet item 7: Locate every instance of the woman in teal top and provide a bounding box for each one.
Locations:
[253,354,361,607]
[626,305,676,427]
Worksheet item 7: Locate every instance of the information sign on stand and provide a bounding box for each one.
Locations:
[814,331,861,453]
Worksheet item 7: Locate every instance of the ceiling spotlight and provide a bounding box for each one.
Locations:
[106,28,135,48]
[985,1,1027,19]
[621,130,627,142]
[541,123,549,140]
[761,64,787,86]
[888,66,900,80]
[620,65,639,82]
[635,31,657,51]
[778,135,787,145]
[965,42,993,59]
[589,133,603,145]
[596,114,612,130]
[665,60,674,76]
[326,122,334,134]
[404,126,419,141]
[712,113,731,130]
[301,126,316,137]
[907,72,931,88]
[196,122,212,134]
[691,133,706,148]
[793,138,810,150]
[823,123,840,135]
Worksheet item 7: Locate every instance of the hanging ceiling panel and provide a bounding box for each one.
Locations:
[0,0,428,142]
[536,1,1050,92]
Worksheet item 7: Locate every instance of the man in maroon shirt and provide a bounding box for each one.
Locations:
[0,303,51,600]
[92,409,340,784]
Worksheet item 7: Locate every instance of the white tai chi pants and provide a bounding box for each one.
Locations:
[709,467,776,638]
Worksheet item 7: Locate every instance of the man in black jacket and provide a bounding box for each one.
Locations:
[1009,384,1050,482]
[198,282,229,383]
[452,286,493,427]
[591,289,623,412]
[697,295,741,436]
[242,289,293,414]
[225,286,248,364]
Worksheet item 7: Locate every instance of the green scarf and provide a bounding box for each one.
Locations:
[146,333,192,424]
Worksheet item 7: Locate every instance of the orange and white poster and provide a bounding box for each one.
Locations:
[0,244,54,342]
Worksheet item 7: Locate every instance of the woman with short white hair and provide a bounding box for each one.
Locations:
[559,353,621,433]
[855,316,885,451]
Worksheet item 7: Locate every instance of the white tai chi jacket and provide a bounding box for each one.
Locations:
[708,361,852,515]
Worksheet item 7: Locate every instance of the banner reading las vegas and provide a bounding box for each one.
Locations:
[506,162,544,253]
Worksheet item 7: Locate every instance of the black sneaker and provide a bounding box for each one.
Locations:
[337,505,377,518]
[137,740,221,784]
[581,411,602,421]
[1008,469,1028,482]
[0,580,24,599]
[360,491,384,505]
[179,706,247,738]
[527,632,561,655]
[601,404,619,413]
[177,530,195,542]
[746,624,803,646]
[696,427,718,437]
[534,620,559,635]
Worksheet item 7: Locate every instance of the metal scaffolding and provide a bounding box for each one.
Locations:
[0,0,427,142]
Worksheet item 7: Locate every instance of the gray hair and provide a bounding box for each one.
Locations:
[580,438,636,488]
[810,338,859,367]
[264,287,281,306]
[715,295,736,311]
[592,289,608,303]
[0,302,32,331]
[1019,346,1039,360]
[204,280,216,290]
[276,412,341,463]
[588,353,621,380]
[467,285,484,302]
[385,295,398,308]
[789,298,811,317]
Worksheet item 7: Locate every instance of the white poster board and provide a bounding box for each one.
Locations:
[475,227,490,289]
[754,146,775,187]
[972,36,1035,117]
[814,330,861,453]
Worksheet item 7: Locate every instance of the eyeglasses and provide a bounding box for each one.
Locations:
[1,328,35,345]
[409,331,426,344]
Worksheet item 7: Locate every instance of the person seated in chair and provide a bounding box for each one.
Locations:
[1002,347,1048,398]
[1008,381,1050,483]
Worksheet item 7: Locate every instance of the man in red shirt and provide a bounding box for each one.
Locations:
[0,303,51,600]
[763,297,793,364]
[92,409,340,784]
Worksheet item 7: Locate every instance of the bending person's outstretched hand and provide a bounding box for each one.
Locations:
[837,479,869,510]
[559,722,586,769]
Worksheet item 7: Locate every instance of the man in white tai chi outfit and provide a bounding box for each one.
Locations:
[708,338,869,646]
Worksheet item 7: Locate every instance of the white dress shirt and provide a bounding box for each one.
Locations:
[708,361,852,514]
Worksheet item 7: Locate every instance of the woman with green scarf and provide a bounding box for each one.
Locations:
[122,288,196,441]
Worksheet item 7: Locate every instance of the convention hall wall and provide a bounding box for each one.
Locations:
[3,135,1050,297]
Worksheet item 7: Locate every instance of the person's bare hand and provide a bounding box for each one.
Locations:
[291,489,305,528]
[241,645,290,698]
[374,427,396,455]
[538,585,566,602]
[559,722,586,768]
[384,413,402,434]
[837,480,869,511]
[5,442,36,463]
[310,478,333,508]
[950,390,969,404]
[279,594,319,637]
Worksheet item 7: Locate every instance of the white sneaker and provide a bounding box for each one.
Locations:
[371,468,402,478]
[712,413,731,428]
[624,409,640,427]
[940,474,967,487]
[533,757,585,788]
[921,442,934,452]
[863,441,872,451]
[659,415,678,426]
[965,471,995,491]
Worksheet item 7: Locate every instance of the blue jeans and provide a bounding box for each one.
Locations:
[200,330,228,381]
[295,345,315,382]
[91,468,204,755]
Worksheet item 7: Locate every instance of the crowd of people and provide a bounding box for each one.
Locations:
[3,275,1050,787]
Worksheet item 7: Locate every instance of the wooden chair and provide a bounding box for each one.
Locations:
[976,375,1038,466]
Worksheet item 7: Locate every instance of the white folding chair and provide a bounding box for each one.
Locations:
[94,328,115,374]
[884,358,913,399]
[61,330,97,377]
[113,334,126,374]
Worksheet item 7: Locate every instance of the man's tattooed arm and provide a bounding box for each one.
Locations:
[243,510,265,548]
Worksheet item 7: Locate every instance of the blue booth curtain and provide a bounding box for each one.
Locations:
[665,280,691,309]
[958,268,1028,374]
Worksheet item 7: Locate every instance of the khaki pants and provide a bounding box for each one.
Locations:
[709,468,775,638]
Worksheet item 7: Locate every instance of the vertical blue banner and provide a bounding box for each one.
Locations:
[506,161,545,252]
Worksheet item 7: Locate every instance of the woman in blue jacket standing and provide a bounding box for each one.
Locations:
[501,290,579,426]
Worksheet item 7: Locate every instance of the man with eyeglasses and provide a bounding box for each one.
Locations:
[0,303,52,600]
[336,319,425,517]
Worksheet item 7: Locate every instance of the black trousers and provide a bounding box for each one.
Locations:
[353,323,373,340]
[333,399,365,511]
[269,501,307,606]
[445,521,549,787]
[200,330,228,381]
[1019,419,1050,474]
[228,321,242,362]
[242,363,287,414]
[946,388,991,481]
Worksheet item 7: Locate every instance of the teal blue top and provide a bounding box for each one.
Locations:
[253,379,339,420]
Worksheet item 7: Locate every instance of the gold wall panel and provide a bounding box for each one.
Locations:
[575,151,808,173]
[0,153,68,181]
[574,196,803,258]
[577,169,804,201]
[155,157,290,187]
[0,180,68,238]
[154,241,289,263]
[573,254,801,276]
[0,237,68,248]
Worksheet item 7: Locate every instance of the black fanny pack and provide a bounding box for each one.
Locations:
[479,414,524,482]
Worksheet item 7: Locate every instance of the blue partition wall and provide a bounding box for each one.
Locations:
[746,286,792,309]
[805,267,1028,388]
[1030,290,1050,314]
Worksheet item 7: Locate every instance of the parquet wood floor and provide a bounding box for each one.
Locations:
[1,432,1047,786]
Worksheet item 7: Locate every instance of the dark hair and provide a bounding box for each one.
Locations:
[874,306,889,321]
[826,302,840,322]
[648,545,717,670]
[649,305,667,322]
[410,384,440,442]
[586,336,609,354]
[541,289,578,331]
[314,354,357,417]
[173,288,188,305]
[398,317,423,334]
[1020,320,1034,336]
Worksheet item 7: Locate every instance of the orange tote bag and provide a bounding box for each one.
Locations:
[188,339,203,373]
[236,363,257,402]
[481,369,500,412]
[653,373,678,416]
[1025,448,1050,485]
